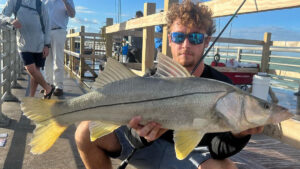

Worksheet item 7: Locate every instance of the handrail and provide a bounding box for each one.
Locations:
[0,25,23,127]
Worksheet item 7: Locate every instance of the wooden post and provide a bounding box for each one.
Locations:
[142,3,156,74]
[70,29,75,72]
[105,18,113,58]
[237,48,242,62]
[162,0,178,57]
[79,26,85,78]
[261,32,272,72]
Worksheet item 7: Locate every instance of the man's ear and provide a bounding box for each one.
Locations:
[204,36,211,48]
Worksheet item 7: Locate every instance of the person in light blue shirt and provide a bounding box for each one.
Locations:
[44,0,75,96]
[0,0,54,98]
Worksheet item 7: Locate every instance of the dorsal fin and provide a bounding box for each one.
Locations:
[156,52,191,78]
[92,58,137,89]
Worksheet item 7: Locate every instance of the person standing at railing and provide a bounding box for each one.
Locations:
[121,38,129,63]
[44,0,75,96]
[0,0,54,99]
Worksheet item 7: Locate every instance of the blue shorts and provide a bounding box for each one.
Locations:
[113,126,211,169]
[20,52,45,67]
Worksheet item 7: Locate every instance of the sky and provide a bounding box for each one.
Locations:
[1,0,300,41]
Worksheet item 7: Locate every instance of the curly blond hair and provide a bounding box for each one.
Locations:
[166,0,216,36]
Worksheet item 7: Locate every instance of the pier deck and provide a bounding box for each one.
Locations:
[0,71,299,169]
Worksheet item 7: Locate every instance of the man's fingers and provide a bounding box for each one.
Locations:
[137,122,156,137]
[128,116,142,129]
[145,123,161,141]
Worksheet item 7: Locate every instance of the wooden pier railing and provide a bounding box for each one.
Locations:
[100,0,300,91]
[64,26,105,80]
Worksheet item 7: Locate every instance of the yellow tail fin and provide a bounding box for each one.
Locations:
[21,97,67,154]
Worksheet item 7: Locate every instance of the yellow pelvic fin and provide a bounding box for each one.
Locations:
[173,130,204,160]
[21,97,67,154]
[89,121,120,141]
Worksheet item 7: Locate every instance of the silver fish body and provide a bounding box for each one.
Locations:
[21,53,293,159]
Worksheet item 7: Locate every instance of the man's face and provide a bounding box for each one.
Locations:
[168,19,210,71]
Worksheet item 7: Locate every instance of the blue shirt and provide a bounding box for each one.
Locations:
[0,0,50,53]
[155,25,162,49]
[44,0,75,30]
[122,44,128,55]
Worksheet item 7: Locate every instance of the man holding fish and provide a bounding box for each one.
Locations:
[74,1,265,169]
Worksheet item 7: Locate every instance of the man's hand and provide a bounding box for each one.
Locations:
[128,116,168,142]
[11,19,21,29]
[43,46,49,58]
[232,126,264,139]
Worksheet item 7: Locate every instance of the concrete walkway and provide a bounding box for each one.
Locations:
[0,71,136,169]
[1,70,300,169]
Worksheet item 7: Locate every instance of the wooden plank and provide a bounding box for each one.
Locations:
[212,37,264,45]
[106,0,300,34]
[203,0,300,17]
[142,3,156,74]
[113,31,162,38]
[66,32,80,38]
[79,26,85,78]
[81,32,101,37]
[270,47,300,53]
[261,32,271,72]
[105,18,113,57]
[162,0,178,57]
[268,69,300,79]
[213,67,259,73]
[64,49,80,58]
[272,41,300,48]
[81,54,105,59]
[106,12,165,34]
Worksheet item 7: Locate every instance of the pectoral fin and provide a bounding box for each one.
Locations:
[173,130,204,160]
[89,121,120,141]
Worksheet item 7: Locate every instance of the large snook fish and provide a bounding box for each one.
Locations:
[21,53,293,160]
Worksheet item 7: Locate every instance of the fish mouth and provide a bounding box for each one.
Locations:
[267,108,294,124]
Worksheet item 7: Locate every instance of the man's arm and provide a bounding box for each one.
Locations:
[0,0,16,26]
[62,0,75,18]
[199,127,263,159]
[42,2,51,48]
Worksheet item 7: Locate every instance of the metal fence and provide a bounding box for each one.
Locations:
[0,25,24,127]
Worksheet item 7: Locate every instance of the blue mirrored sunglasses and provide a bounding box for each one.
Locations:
[170,32,205,45]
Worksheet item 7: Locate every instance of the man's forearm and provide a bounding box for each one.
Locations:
[62,0,75,18]
[199,132,251,159]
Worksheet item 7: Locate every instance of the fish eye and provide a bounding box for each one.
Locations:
[264,103,270,109]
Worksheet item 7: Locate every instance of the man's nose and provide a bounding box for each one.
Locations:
[182,37,191,47]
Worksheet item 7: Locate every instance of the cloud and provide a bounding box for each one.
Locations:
[71,17,99,25]
[75,6,96,14]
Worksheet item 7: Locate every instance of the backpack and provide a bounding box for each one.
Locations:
[14,0,45,34]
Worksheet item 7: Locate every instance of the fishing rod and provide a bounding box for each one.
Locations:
[118,0,248,168]
[191,0,247,75]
